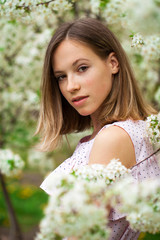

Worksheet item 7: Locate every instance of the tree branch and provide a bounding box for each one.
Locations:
[131,147,160,169]
[16,0,59,11]
[0,171,23,240]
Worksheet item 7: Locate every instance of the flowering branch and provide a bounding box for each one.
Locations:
[16,0,54,11]
[111,177,160,234]
[35,159,130,240]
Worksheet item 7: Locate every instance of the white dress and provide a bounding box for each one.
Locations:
[40,120,160,240]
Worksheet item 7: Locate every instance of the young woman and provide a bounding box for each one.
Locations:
[36,18,160,239]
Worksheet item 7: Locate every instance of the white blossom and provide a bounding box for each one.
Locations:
[141,35,160,62]
[0,149,25,177]
[146,113,160,144]
[16,55,32,65]
[130,33,160,62]
[36,157,160,239]
[90,0,100,15]
[0,0,73,23]
[35,159,129,240]
[27,150,55,175]
[111,177,160,234]
[74,159,131,183]
[35,177,110,240]
[131,33,144,48]
[102,0,129,26]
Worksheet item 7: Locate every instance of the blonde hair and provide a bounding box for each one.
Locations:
[35,18,156,151]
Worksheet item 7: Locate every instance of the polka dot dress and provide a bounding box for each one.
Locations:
[40,120,160,240]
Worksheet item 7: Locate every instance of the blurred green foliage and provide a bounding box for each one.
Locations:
[139,232,160,240]
[0,177,48,231]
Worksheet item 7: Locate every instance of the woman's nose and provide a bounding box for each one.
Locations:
[67,75,81,92]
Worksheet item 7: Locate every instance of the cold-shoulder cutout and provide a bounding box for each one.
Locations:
[89,125,136,168]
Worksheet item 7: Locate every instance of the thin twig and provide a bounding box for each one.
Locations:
[131,147,160,169]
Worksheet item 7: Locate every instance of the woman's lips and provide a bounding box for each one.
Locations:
[72,96,89,106]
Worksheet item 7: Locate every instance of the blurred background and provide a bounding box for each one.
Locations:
[0,0,160,239]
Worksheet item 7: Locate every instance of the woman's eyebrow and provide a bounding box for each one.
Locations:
[54,58,89,74]
[72,58,89,66]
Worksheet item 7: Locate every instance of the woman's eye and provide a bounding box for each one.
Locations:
[56,75,66,81]
[78,66,88,72]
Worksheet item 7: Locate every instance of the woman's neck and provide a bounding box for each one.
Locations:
[90,115,102,140]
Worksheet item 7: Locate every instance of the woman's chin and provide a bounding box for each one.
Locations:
[77,110,92,117]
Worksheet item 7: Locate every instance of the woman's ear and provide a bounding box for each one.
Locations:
[108,52,119,74]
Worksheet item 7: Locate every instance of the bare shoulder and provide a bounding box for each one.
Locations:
[89,126,136,168]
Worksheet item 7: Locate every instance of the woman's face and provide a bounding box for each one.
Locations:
[52,39,119,119]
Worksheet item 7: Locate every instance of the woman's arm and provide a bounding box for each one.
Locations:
[89,126,136,168]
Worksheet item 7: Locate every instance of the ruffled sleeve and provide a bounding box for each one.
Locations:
[40,156,74,195]
[40,139,94,195]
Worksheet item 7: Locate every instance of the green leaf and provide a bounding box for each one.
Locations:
[7,20,17,25]
[129,31,136,38]
[134,54,143,64]
[100,0,110,9]
[121,13,126,18]
[154,0,160,7]
[0,0,6,4]
[7,159,15,170]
